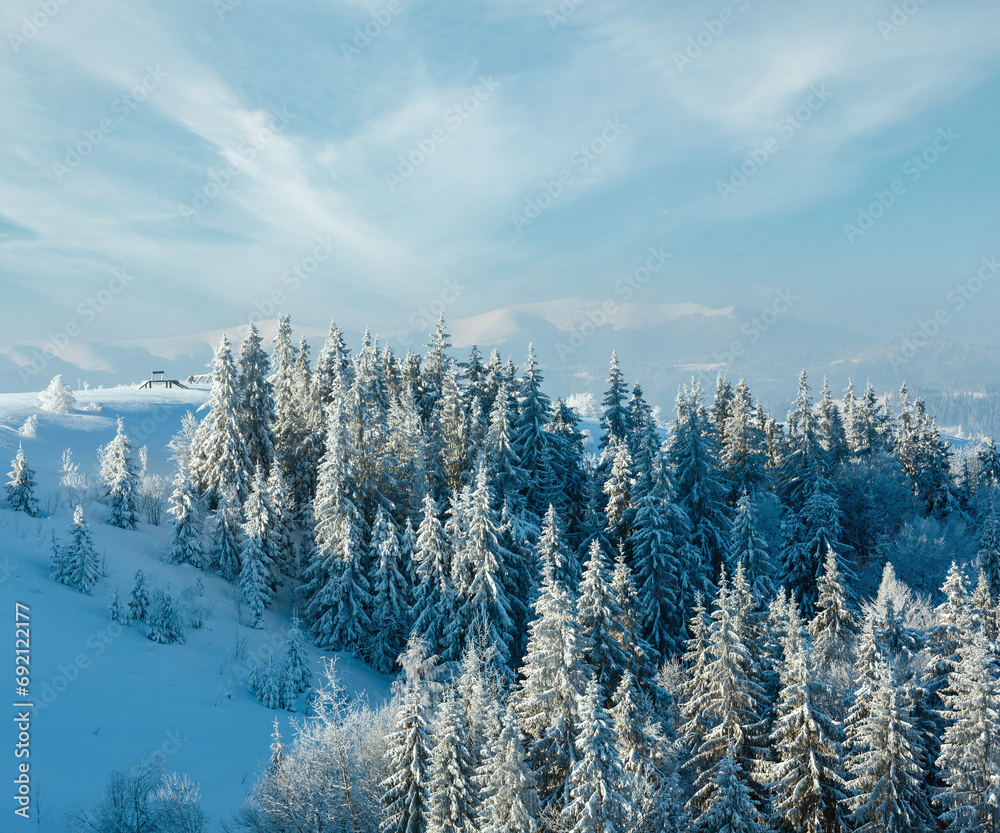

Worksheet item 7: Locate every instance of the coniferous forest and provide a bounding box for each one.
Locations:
[40,313,1000,833]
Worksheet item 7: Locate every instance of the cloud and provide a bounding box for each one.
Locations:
[0,0,997,346]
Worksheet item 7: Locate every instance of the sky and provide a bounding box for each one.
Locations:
[1,0,999,350]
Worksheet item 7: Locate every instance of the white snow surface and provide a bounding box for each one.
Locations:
[0,386,392,831]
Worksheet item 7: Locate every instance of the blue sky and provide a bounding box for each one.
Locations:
[2,0,999,348]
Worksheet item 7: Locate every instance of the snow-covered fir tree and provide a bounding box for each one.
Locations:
[108,582,128,625]
[603,435,634,553]
[369,506,411,673]
[478,708,540,833]
[239,466,277,628]
[51,505,101,594]
[600,352,630,453]
[445,462,516,667]
[729,490,774,605]
[610,670,663,782]
[976,503,1000,598]
[693,744,772,833]
[721,379,769,500]
[513,344,554,518]
[128,569,151,622]
[577,538,631,699]
[5,444,39,516]
[936,624,1000,833]
[191,334,252,504]
[669,381,730,586]
[515,536,593,807]
[844,651,933,833]
[99,418,140,530]
[382,636,438,833]
[807,546,857,677]
[208,485,242,581]
[630,455,692,661]
[562,678,628,833]
[166,463,205,568]
[427,689,479,833]
[238,321,277,476]
[145,587,186,644]
[248,651,288,710]
[411,494,454,656]
[281,615,313,704]
[768,638,847,833]
[682,569,768,814]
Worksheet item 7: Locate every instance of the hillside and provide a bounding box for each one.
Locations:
[0,387,391,832]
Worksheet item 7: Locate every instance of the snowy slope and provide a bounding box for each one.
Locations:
[0,387,392,832]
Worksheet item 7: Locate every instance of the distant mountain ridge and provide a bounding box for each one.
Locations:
[1,299,997,434]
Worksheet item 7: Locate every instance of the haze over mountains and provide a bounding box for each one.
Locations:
[2,299,998,432]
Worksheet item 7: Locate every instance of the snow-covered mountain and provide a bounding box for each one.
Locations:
[0,297,856,392]
[1,299,997,432]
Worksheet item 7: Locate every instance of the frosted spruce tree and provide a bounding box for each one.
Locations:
[669,381,730,586]
[166,463,205,568]
[5,444,39,517]
[577,538,631,698]
[237,321,276,476]
[629,455,692,661]
[818,377,849,471]
[721,378,769,500]
[563,678,627,833]
[478,708,540,833]
[248,652,287,710]
[679,593,714,757]
[427,690,479,833]
[515,538,593,807]
[381,636,438,833]
[610,670,663,782]
[599,352,630,453]
[976,503,1000,597]
[844,653,933,833]
[51,505,101,594]
[208,485,242,581]
[936,625,1000,833]
[264,464,296,578]
[317,521,373,657]
[410,494,454,656]
[446,462,515,667]
[603,435,634,552]
[807,546,857,678]
[682,570,768,815]
[239,467,277,628]
[281,615,313,703]
[369,506,410,673]
[694,744,772,833]
[108,582,128,625]
[730,490,774,605]
[537,503,575,594]
[99,418,140,530]
[768,639,847,833]
[270,314,305,492]
[128,569,151,622]
[779,370,830,506]
[513,345,554,518]
[190,334,252,504]
[145,587,185,644]
[610,553,656,683]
